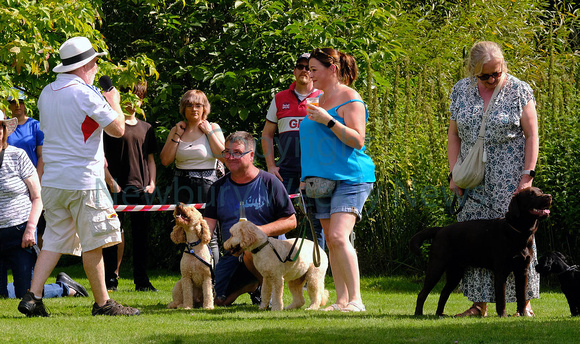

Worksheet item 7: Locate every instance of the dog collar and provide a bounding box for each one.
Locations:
[251,240,269,254]
[187,239,202,251]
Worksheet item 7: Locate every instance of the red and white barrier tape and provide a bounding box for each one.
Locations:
[113,193,300,212]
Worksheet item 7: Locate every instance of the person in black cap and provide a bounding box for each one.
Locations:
[261,53,325,249]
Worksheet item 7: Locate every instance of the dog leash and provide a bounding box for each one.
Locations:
[299,189,322,267]
[449,189,504,216]
[449,190,470,215]
[263,191,321,266]
[261,218,309,264]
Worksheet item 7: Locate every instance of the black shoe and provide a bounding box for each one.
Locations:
[92,299,140,316]
[106,278,118,292]
[18,291,50,317]
[135,283,158,292]
[56,272,88,297]
[249,286,261,306]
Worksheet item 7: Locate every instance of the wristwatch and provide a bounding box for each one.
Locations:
[327,119,336,128]
[522,170,536,178]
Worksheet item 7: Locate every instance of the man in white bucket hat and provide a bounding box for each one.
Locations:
[18,36,140,317]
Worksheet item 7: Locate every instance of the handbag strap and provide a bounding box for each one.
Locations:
[477,74,505,138]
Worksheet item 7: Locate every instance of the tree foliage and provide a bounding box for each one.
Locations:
[0,0,157,112]
[3,0,580,273]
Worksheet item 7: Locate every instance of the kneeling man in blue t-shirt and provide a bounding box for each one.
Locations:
[204,131,296,306]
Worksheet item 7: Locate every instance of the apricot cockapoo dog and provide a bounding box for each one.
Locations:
[168,204,214,310]
[223,220,329,311]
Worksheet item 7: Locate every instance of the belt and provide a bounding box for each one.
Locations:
[175,169,216,180]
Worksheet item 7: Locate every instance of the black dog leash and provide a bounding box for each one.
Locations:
[449,189,504,216]
[449,190,470,215]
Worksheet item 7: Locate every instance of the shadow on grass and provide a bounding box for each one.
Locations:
[136,316,580,344]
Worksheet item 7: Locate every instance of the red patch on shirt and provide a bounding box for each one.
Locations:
[81,116,99,142]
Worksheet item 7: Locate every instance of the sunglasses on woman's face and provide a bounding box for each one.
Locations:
[477,71,502,81]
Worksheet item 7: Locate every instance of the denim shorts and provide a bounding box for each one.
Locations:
[313,181,373,221]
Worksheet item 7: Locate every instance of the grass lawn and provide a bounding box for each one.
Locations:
[1,265,578,343]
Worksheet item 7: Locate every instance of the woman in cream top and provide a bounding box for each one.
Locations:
[160,90,225,265]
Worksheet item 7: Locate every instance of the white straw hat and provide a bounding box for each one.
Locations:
[0,110,18,136]
[53,37,107,73]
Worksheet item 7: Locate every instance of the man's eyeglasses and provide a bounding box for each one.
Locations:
[9,100,25,105]
[221,150,252,159]
[295,64,309,71]
[477,71,502,81]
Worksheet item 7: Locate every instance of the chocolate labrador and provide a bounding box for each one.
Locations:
[411,187,552,317]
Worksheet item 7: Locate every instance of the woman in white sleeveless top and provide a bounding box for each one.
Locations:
[160,90,225,266]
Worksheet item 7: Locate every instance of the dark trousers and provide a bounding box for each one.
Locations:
[103,191,152,287]
[0,223,36,298]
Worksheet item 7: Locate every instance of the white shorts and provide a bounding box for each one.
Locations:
[41,187,121,256]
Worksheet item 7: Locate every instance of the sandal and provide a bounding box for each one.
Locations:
[322,304,343,311]
[341,301,366,312]
[455,303,487,317]
[513,308,535,317]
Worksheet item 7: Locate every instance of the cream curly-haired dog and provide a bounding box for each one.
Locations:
[223,221,329,311]
[168,203,214,310]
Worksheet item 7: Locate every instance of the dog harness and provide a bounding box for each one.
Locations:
[184,239,215,283]
[250,238,301,264]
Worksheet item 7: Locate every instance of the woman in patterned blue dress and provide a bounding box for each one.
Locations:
[448,41,540,317]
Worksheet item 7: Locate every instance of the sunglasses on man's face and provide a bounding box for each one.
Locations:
[477,71,502,81]
[295,64,309,71]
[9,100,25,105]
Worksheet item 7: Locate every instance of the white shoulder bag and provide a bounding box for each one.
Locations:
[452,77,503,189]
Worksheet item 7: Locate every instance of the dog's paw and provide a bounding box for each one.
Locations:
[285,303,303,310]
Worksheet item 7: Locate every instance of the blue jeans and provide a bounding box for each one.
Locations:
[214,253,257,299]
[313,181,373,221]
[0,223,36,299]
[7,281,68,299]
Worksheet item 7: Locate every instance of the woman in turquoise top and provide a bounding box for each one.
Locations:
[299,48,375,312]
